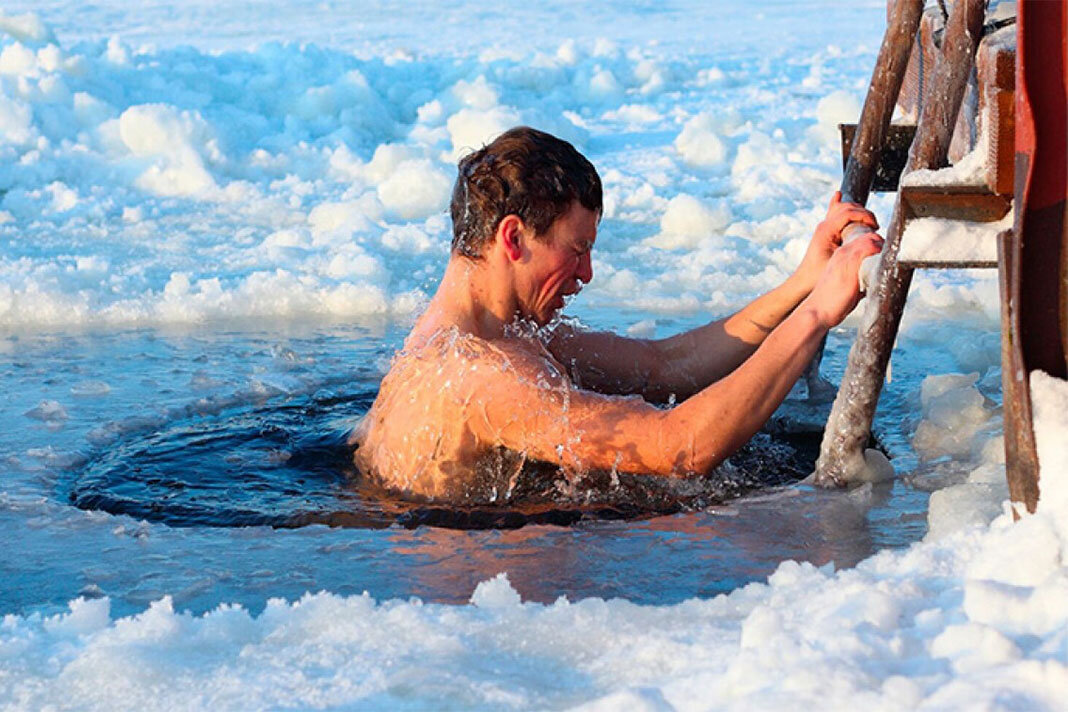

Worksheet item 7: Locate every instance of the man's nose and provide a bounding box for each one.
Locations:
[576,252,593,283]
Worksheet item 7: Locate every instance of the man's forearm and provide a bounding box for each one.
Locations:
[661,304,827,474]
[720,271,811,345]
[649,271,812,399]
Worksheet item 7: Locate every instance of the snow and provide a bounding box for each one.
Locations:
[4,501,1068,711]
[0,0,987,334]
[1031,371,1068,520]
[899,211,1011,265]
[1,0,1064,709]
[903,134,990,189]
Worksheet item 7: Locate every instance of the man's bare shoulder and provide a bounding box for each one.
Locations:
[385,327,569,395]
[455,330,571,391]
[352,327,564,494]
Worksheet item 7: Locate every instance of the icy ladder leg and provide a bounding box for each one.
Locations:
[813,0,988,487]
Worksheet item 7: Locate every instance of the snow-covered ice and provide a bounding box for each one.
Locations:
[2,1,1065,710]
[0,0,997,333]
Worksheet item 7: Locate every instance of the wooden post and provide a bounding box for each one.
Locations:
[804,0,924,401]
[814,0,988,487]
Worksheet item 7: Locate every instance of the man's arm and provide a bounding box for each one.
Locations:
[474,229,883,475]
[547,192,878,402]
[475,299,829,476]
[547,272,811,403]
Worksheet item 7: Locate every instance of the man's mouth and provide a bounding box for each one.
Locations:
[559,283,581,299]
[547,285,581,314]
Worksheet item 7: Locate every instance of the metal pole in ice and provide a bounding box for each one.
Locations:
[814,0,988,487]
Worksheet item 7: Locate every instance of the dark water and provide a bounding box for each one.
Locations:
[68,386,828,531]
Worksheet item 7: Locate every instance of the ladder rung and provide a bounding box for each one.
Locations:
[898,258,997,269]
[899,183,1012,222]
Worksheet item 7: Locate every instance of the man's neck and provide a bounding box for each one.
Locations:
[429,255,519,340]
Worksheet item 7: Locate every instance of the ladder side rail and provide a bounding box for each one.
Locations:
[805,0,925,401]
[840,0,926,207]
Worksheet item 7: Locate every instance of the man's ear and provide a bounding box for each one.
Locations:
[496,214,525,262]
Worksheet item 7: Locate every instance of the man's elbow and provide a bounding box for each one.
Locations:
[655,410,729,477]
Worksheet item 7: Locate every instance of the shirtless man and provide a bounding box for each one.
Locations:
[352,126,882,502]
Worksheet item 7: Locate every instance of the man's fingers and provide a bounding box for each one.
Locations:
[853,234,884,258]
[829,216,878,245]
[828,190,842,210]
[834,234,882,269]
[835,207,878,229]
[854,210,878,229]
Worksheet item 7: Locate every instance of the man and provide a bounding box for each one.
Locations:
[352,127,882,502]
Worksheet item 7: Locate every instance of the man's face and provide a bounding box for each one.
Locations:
[520,201,598,326]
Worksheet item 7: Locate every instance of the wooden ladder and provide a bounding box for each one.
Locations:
[812,0,1006,486]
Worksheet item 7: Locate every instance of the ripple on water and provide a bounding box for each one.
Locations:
[68,388,832,530]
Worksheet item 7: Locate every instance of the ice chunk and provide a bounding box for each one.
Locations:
[913,373,992,461]
[118,104,219,197]
[0,12,57,44]
[811,89,861,147]
[646,194,730,249]
[446,106,521,159]
[451,75,499,111]
[24,400,68,421]
[926,483,1005,540]
[362,143,422,185]
[376,159,451,220]
[674,113,728,168]
[0,42,38,75]
[469,572,521,608]
[0,94,34,146]
[70,380,111,397]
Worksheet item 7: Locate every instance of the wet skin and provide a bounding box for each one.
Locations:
[517,204,595,326]
[353,195,882,501]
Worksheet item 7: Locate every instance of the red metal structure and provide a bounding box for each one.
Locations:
[1000,0,1068,514]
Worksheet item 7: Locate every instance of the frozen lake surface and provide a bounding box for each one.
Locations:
[3,1,1066,710]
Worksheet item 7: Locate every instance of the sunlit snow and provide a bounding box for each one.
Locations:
[1,1,1065,710]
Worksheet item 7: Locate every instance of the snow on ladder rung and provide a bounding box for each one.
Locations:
[897,183,1013,269]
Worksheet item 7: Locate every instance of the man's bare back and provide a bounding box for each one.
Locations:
[352,324,648,500]
[352,127,882,501]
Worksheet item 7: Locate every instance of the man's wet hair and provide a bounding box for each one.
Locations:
[450,126,602,258]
